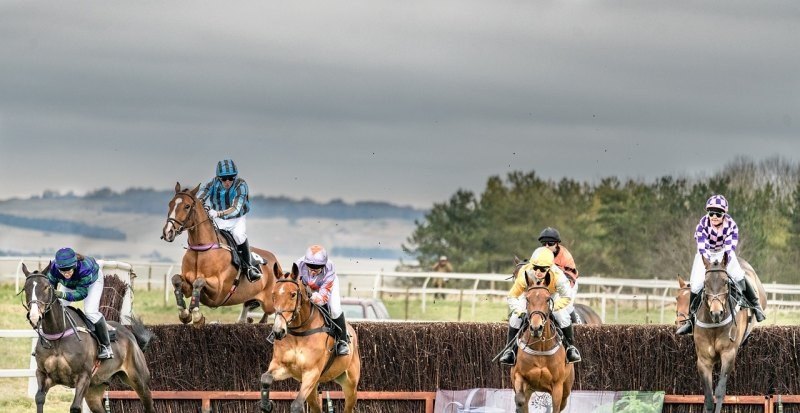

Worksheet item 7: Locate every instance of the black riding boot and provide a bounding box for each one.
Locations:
[93,317,114,360]
[739,279,766,322]
[562,324,581,363]
[676,292,700,335]
[237,239,261,282]
[570,309,580,324]
[499,325,520,365]
[333,314,350,356]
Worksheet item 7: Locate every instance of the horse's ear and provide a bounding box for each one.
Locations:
[175,182,181,193]
[678,275,686,288]
[22,263,30,277]
[272,262,280,279]
[189,184,201,196]
[702,255,711,269]
[291,263,300,279]
[722,252,729,266]
[513,256,521,266]
[43,261,51,275]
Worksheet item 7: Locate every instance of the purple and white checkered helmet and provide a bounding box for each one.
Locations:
[705,195,728,213]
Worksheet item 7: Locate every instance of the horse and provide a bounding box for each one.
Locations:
[511,284,575,413]
[675,275,692,326]
[690,254,767,413]
[573,303,602,325]
[20,263,155,413]
[161,182,280,325]
[260,262,361,413]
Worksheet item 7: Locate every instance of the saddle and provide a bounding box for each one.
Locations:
[219,230,267,272]
[64,306,117,342]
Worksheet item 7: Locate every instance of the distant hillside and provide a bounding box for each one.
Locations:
[0,188,426,237]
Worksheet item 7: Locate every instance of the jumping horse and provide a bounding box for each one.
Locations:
[260,263,361,413]
[685,255,767,413]
[511,283,575,413]
[20,263,155,413]
[162,183,280,325]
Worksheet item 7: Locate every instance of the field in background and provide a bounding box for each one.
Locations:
[2,283,799,413]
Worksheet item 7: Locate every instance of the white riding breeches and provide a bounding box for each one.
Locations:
[60,268,105,324]
[689,250,745,294]
[214,215,247,245]
[326,276,343,318]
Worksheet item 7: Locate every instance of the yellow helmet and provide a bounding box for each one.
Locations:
[529,247,555,268]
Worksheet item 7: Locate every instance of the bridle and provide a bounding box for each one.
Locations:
[273,278,315,331]
[19,273,73,342]
[703,268,731,313]
[166,192,203,236]
[676,285,692,324]
[523,286,558,344]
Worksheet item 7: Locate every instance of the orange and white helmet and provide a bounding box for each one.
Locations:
[303,245,328,266]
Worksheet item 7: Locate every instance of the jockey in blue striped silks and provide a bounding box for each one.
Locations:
[197,159,261,282]
[676,194,765,335]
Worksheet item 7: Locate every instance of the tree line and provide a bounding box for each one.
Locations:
[403,157,800,283]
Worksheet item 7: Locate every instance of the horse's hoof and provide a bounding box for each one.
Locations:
[178,309,191,324]
[260,400,274,413]
[247,316,254,323]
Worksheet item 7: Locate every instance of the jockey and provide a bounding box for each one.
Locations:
[295,245,350,356]
[46,247,114,359]
[197,159,261,282]
[676,194,766,335]
[538,227,581,323]
[499,247,581,365]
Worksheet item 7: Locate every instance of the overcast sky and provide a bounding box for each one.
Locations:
[1,1,798,208]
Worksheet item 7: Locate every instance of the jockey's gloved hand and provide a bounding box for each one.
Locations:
[54,290,66,299]
[208,210,219,218]
[310,292,324,305]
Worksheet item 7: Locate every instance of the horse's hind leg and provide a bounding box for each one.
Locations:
[123,364,156,413]
[339,375,359,413]
[190,277,207,326]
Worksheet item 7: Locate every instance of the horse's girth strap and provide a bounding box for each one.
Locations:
[288,326,332,337]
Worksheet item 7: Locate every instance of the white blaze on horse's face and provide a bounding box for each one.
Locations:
[28,281,42,326]
[162,197,184,242]
[272,284,291,338]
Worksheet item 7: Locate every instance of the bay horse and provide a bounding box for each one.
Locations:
[20,263,155,413]
[511,285,575,413]
[161,182,280,325]
[260,262,361,413]
[690,255,767,413]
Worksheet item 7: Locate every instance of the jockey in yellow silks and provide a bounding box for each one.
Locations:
[499,247,581,365]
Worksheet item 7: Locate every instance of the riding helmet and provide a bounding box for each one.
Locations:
[705,194,728,213]
[216,159,238,178]
[55,247,77,269]
[537,227,561,243]
[304,245,328,266]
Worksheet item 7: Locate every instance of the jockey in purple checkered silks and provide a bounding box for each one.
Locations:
[676,195,766,335]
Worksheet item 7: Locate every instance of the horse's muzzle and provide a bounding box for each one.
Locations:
[530,323,544,338]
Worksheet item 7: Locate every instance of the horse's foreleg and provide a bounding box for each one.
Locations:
[172,274,192,324]
[714,352,737,413]
[697,358,715,413]
[191,278,207,325]
[292,371,323,413]
[260,365,290,413]
[305,383,322,413]
[512,371,530,413]
[34,371,52,413]
[84,385,107,413]
[71,374,92,413]
[551,385,565,413]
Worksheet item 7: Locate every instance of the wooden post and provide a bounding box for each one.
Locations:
[405,287,410,320]
[457,289,464,321]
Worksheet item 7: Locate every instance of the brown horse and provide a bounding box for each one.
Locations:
[573,303,602,325]
[690,255,767,413]
[675,276,692,326]
[21,263,155,413]
[511,285,575,413]
[260,263,361,413]
[161,183,280,325]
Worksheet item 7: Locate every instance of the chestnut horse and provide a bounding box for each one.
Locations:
[687,255,767,413]
[161,183,280,325]
[260,263,361,413]
[21,264,155,413]
[511,285,575,413]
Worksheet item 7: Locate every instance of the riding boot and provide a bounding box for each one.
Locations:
[738,279,766,322]
[499,325,520,365]
[561,324,581,363]
[676,292,700,335]
[237,239,261,282]
[333,314,350,356]
[93,317,114,360]
[570,309,580,324]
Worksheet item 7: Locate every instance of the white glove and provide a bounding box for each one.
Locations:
[311,292,324,305]
[208,209,219,218]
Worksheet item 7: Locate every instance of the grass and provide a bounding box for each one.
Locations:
[2,283,798,413]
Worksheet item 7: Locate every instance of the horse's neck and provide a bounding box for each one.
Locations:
[41,302,68,334]
[290,295,320,330]
[187,211,219,245]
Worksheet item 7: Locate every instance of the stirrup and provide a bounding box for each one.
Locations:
[98,345,114,360]
[336,340,350,356]
[499,349,516,366]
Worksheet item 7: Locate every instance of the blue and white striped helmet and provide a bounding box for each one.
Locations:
[705,195,728,213]
[216,159,238,177]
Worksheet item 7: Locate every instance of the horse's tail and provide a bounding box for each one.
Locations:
[127,314,155,352]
